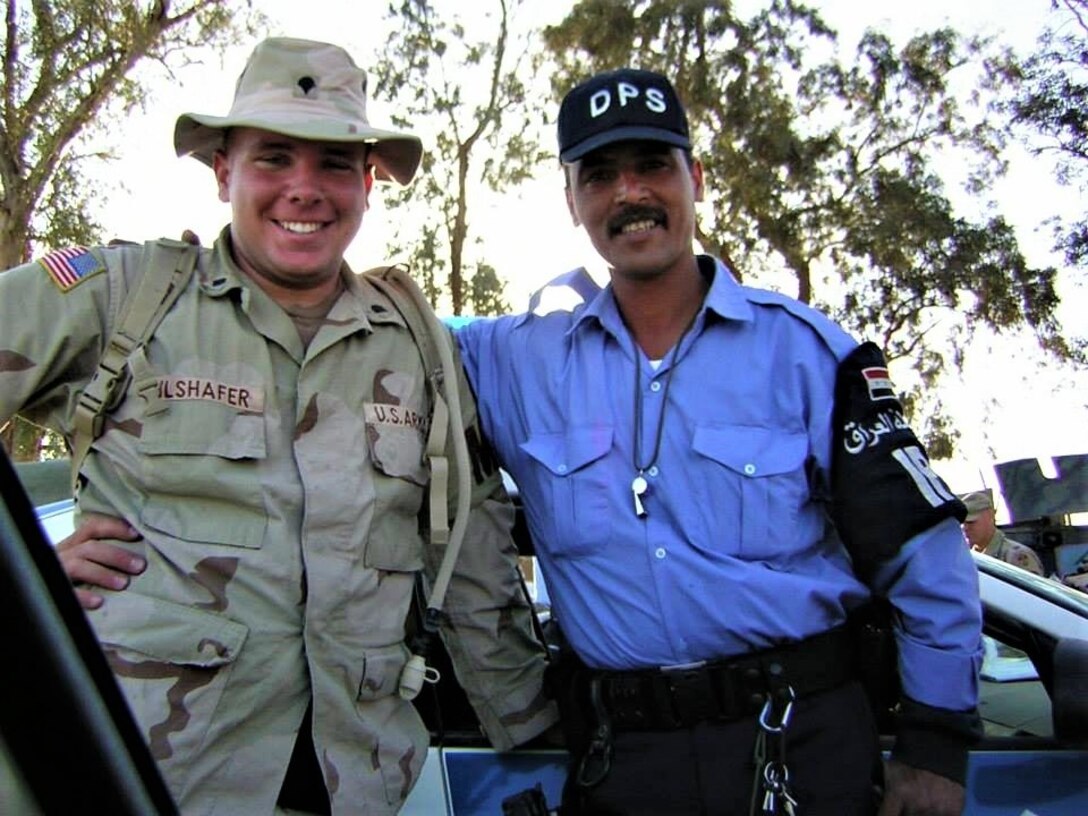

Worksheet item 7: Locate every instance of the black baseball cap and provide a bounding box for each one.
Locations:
[557,68,691,163]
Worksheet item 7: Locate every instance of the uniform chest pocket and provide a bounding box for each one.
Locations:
[692,425,809,559]
[139,402,268,549]
[520,427,613,559]
[363,402,428,572]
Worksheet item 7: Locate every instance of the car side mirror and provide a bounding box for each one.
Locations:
[1052,638,1088,748]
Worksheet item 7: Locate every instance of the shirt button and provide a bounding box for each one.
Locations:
[744,463,756,475]
[557,464,568,474]
[655,548,667,559]
[648,466,659,477]
[650,381,662,393]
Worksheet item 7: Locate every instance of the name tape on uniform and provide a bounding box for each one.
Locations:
[156,376,264,412]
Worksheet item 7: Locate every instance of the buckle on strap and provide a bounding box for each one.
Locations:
[595,626,856,732]
[659,662,720,727]
[602,661,748,729]
[75,330,140,437]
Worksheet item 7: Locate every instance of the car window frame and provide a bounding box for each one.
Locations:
[0,449,177,815]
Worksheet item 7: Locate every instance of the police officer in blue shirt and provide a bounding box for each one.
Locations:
[456,68,982,815]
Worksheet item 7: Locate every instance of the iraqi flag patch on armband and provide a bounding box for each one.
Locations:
[38,246,104,291]
[861,366,896,401]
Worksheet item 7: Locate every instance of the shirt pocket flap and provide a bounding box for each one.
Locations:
[90,591,248,668]
[141,406,266,460]
[693,425,807,478]
[519,426,614,476]
[356,643,411,701]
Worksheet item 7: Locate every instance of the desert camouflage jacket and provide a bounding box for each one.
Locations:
[0,228,556,814]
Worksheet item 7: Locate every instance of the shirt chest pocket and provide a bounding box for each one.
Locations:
[692,425,809,559]
[520,427,613,559]
[139,401,268,549]
[361,401,428,572]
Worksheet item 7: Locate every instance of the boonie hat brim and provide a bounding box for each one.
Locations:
[172,37,423,187]
[174,112,422,186]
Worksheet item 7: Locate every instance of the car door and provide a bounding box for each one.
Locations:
[1,449,177,815]
[968,555,1088,815]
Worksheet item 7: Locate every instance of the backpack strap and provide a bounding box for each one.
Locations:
[363,265,473,700]
[71,239,200,489]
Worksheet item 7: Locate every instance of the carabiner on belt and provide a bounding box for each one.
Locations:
[576,675,614,789]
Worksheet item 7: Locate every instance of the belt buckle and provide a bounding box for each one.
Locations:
[660,661,717,727]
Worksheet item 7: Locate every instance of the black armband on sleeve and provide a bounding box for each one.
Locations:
[891,696,983,785]
[831,343,966,571]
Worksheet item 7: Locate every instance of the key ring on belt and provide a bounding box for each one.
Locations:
[751,684,797,815]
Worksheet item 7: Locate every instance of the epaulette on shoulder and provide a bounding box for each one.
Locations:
[742,286,857,360]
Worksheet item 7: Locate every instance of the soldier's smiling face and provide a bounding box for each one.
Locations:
[214,127,372,299]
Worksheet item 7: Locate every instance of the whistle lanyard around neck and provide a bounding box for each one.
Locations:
[630,313,698,517]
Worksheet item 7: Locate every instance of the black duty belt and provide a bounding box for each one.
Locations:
[592,625,856,731]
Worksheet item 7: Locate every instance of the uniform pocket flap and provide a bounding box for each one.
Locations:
[90,591,248,667]
[141,407,266,460]
[693,425,807,478]
[356,642,411,701]
[519,426,613,476]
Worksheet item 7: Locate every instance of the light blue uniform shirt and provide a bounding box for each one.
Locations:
[456,257,981,712]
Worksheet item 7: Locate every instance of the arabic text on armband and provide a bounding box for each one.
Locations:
[842,409,908,455]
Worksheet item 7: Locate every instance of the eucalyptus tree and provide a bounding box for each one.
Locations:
[1003,0,1088,270]
[543,0,1070,456]
[373,0,550,315]
[0,0,259,458]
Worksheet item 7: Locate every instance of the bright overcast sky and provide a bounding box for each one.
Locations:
[87,0,1086,497]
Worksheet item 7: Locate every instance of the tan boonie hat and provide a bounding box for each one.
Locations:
[960,489,995,521]
[174,37,422,185]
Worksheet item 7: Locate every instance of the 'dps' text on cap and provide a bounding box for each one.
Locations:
[589,82,669,118]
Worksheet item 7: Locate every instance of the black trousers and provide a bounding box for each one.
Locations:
[562,681,882,816]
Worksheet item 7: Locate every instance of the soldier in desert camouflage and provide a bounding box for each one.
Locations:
[961,489,1046,576]
[0,37,555,814]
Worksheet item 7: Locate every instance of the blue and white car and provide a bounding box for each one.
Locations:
[6,454,1088,815]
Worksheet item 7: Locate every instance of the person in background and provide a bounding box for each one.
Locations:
[0,37,555,814]
[961,489,1046,576]
[456,67,983,815]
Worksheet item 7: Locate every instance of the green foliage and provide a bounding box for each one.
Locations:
[1001,0,1088,269]
[1,416,66,463]
[0,0,261,459]
[373,0,546,315]
[543,0,1076,453]
[0,0,262,270]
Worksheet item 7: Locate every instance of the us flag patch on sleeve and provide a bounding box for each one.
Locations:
[38,246,104,291]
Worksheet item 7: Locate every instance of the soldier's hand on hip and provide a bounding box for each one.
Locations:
[56,514,145,610]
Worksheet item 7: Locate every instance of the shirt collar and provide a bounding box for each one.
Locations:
[563,255,755,339]
[701,256,754,324]
[199,226,248,297]
[202,225,380,329]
